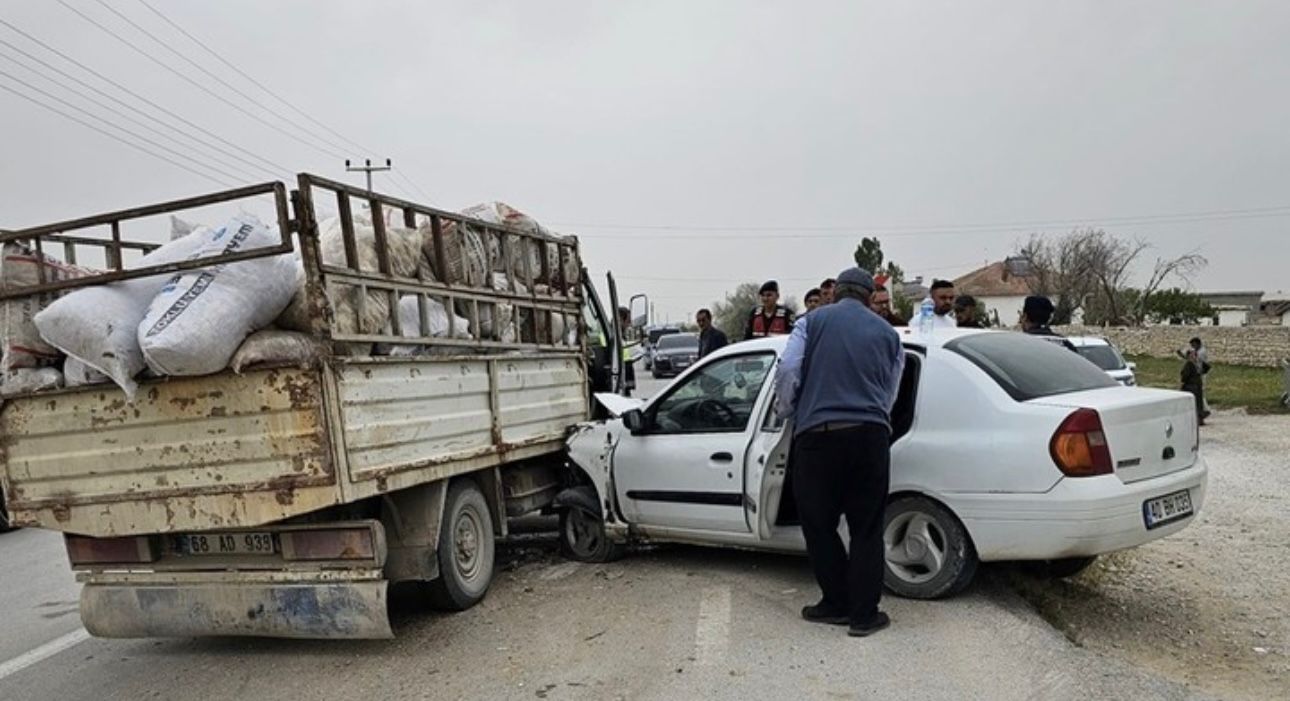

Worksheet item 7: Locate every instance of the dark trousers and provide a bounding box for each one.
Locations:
[792,424,891,623]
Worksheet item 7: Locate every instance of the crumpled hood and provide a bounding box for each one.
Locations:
[594,392,646,417]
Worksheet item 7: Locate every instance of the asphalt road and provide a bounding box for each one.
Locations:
[0,521,1207,700]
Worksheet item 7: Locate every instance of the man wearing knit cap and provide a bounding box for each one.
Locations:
[774,266,904,637]
[744,279,795,340]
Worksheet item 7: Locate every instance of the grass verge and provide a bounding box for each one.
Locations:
[1126,354,1288,414]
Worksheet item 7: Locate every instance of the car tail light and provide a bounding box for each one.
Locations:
[280,527,377,562]
[66,535,158,566]
[1049,408,1114,477]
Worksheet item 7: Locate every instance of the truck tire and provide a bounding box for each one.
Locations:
[559,507,624,563]
[426,479,495,611]
[883,495,978,600]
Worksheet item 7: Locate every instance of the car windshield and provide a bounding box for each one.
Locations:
[946,332,1117,401]
[649,328,681,345]
[1075,344,1126,371]
[657,334,698,351]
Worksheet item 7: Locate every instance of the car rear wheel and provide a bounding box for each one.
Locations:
[426,480,496,611]
[883,496,978,599]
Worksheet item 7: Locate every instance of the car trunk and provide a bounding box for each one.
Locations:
[1030,387,1198,483]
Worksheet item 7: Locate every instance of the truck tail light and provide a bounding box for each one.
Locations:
[66,535,158,566]
[280,527,377,562]
[1050,408,1113,477]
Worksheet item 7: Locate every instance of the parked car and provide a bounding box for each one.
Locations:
[1067,336,1137,386]
[650,332,699,379]
[558,329,1206,599]
[643,325,682,371]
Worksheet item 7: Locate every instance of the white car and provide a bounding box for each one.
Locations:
[1067,335,1137,386]
[557,328,1206,599]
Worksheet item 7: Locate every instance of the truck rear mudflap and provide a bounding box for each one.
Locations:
[80,577,392,640]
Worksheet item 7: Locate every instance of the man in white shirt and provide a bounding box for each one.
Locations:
[925,280,958,329]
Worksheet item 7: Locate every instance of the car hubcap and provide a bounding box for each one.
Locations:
[454,509,482,581]
[567,510,602,555]
[885,512,948,584]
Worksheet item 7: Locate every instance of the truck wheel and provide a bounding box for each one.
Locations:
[559,507,624,563]
[883,496,978,599]
[426,480,495,611]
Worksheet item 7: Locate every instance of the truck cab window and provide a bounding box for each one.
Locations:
[650,353,775,433]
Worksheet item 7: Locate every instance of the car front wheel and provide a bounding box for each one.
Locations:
[559,507,624,563]
[883,496,978,599]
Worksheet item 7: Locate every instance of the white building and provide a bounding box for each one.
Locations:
[1197,291,1263,327]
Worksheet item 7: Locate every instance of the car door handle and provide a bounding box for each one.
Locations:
[710,452,733,463]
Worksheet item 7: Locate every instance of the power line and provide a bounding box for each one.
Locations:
[0,19,291,176]
[133,0,374,157]
[0,51,266,182]
[0,69,239,186]
[131,0,438,202]
[88,0,353,160]
[55,0,348,162]
[555,205,1290,240]
[0,81,235,188]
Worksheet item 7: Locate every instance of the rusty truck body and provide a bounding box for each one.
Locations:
[0,174,619,639]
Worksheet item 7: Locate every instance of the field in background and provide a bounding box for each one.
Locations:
[1126,354,1288,414]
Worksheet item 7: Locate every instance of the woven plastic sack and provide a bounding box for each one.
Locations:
[0,243,99,373]
[229,330,323,373]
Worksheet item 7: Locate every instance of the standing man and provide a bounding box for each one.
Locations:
[695,308,728,359]
[804,288,823,313]
[1020,295,1076,351]
[869,284,906,327]
[954,295,985,328]
[819,278,837,305]
[775,267,904,638]
[924,280,958,329]
[617,306,639,396]
[745,280,795,339]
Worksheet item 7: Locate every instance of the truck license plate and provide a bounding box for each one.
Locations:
[1143,490,1193,529]
[178,532,276,556]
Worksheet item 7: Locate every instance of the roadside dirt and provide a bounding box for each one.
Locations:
[1007,409,1290,700]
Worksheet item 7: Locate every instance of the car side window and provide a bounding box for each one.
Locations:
[651,353,775,433]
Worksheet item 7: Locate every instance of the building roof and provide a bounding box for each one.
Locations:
[952,261,1032,298]
[1197,291,1264,307]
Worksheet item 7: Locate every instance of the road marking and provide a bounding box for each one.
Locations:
[0,628,91,682]
[694,586,731,667]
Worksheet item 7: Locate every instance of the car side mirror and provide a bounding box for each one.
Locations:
[622,409,647,435]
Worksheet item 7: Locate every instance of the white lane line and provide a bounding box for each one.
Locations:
[694,586,731,667]
[0,628,92,682]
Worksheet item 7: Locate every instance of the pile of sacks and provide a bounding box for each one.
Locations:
[0,201,578,400]
[1,213,299,400]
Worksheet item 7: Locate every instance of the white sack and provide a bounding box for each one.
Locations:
[139,214,296,376]
[0,243,99,373]
[34,226,210,399]
[229,330,322,373]
[1,367,63,397]
[64,357,110,387]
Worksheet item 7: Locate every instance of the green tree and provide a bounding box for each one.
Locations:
[1144,288,1213,325]
[854,237,885,273]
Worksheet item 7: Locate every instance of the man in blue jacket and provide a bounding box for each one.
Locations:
[774,267,904,637]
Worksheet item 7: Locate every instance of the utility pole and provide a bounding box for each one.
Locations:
[345,158,392,193]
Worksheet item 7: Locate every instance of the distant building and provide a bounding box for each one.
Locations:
[1197,291,1264,327]
[952,261,1033,327]
[1258,298,1290,326]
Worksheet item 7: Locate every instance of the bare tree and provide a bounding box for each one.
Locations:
[1131,252,1208,324]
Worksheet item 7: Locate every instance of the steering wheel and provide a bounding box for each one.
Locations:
[696,399,738,428]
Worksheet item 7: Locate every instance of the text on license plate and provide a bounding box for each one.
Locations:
[1143,490,1193,529]
[179,532,276,556]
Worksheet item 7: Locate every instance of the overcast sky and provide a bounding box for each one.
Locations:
[2,0,1286,323]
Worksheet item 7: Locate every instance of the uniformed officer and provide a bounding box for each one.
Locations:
[744,280,795,339]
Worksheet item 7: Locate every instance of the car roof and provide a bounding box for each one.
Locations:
[702,326,997,361]
[1063,336,1112,348]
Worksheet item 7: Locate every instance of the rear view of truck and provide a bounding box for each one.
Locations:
[0,175,609,638]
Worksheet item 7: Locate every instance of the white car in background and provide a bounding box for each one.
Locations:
[1067,336,1137,386]
[556,329,1206,599]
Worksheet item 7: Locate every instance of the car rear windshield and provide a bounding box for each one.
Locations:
[1075,344,1126,371]
[657,334,698,350]
[945,333,1117,401]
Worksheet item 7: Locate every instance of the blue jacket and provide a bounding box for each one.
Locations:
[774,299,904,436]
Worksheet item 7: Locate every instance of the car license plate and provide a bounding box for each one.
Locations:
[1143,490,1193,529]
[178,532,276,556]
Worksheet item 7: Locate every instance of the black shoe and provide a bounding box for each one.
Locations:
[848,611,891,637]
[801,602,849,625]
